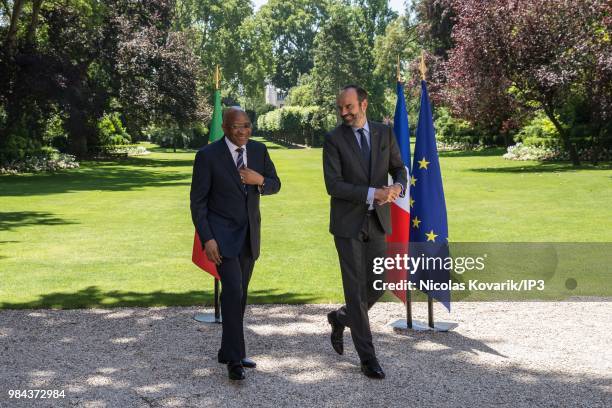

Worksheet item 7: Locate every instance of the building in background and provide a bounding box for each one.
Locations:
[265,84,286,108]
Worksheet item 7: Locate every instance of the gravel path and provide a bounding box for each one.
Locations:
[1,302,610,408]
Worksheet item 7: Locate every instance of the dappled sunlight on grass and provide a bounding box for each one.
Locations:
[0,141,611,308]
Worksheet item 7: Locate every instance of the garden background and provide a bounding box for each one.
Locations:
[1,0,610,308]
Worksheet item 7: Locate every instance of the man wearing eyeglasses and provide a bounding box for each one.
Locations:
[190,107,281,381]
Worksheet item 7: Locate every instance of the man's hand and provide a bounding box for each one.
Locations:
[387,184,402,201]
[374,184,402,205]
[204,239,222,265]
[239,167,264,186]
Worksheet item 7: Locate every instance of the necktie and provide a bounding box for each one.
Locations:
[236,147,247,194]
[236,147,245,170]
[357,128,370,169]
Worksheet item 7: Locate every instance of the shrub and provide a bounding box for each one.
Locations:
[97,112,131,146]
[514,112,560,148]
[0,125,43,163]
[0,148,79,174]
[147,124,209,149]
[255,104,276,117]
[257,106,335,147]
[434,107,482,146]
[188,123,209,149]
[503,143,611,162]
[104,144,150,156]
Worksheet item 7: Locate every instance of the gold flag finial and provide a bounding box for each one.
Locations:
[419,51,427,81]
[215,65,220,90]
[397,55,401,82]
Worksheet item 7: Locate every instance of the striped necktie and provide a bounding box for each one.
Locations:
[236,147,245,170]
[236,148,247,194]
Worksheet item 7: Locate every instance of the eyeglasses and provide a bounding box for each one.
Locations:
[230,123,252,130]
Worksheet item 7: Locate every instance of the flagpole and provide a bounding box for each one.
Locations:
[418,52,436,328]
[194,64,223,324]
[419,53,426,80]
[213,64,221,323]
[397,54,414,329]
[397,55,401,82]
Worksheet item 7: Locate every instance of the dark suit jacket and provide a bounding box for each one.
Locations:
[190,137,281,260]
[323,121,407,238]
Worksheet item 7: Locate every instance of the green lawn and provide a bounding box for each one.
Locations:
[1,139,611,308]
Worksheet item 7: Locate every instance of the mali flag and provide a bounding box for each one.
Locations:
[409,80,450,310]
[385,81,411,303]
[192,89,224,279]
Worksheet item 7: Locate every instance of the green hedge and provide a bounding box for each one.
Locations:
[514,112,560,148]
[434,107,482,146]
[256,106,336,147]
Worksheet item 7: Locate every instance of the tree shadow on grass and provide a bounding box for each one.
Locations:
[0,165,191,197]
[88,149,199,168]
[0,211,77,232]
[0,286,318,310]
[470,161,612,174]
[115,156,196,168]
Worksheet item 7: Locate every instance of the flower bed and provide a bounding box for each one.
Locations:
[1,153,79,175]
[503,143,611,162]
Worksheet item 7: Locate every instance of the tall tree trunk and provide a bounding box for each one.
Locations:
[4,0,25,53]
[25,0,44,47]
[66,109,89,158]
[543,105,580,166]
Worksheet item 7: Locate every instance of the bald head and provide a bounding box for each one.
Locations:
[223,107,249,125]
[222,107,252,147]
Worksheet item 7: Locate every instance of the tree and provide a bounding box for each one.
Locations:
[373,16,419,85]
[446,0,611,164]
[310,4,375,113]
[173,0,253,93]
[113,11,206,140]
[0,0,208,160]
[255,0,329,91]
[409,0,455,59]
[354,0,398,47]
[286,73,316,107]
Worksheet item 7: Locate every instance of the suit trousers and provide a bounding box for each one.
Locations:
[217,233,255,363]
[333,212,387,363]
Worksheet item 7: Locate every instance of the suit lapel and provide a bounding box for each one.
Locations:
[220,136,246,191]
[369,121,379,182]
[341,125,369,178]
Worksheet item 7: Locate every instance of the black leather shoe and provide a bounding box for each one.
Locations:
[327,311,344,355]
[240,357,256,368]
[227,362,246,380]
[218,353,257,368]
[361,359,385,379]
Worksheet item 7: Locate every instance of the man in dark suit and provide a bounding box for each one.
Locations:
[323,85,407,379]
[190,107,281,381]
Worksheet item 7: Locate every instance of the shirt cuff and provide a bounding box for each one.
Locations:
[366,187,375,205]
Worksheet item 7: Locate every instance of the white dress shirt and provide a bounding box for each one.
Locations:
[351,121,403,209]
[225,137,248,168]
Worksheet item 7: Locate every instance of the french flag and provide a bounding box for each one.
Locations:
[386,81,411,303]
